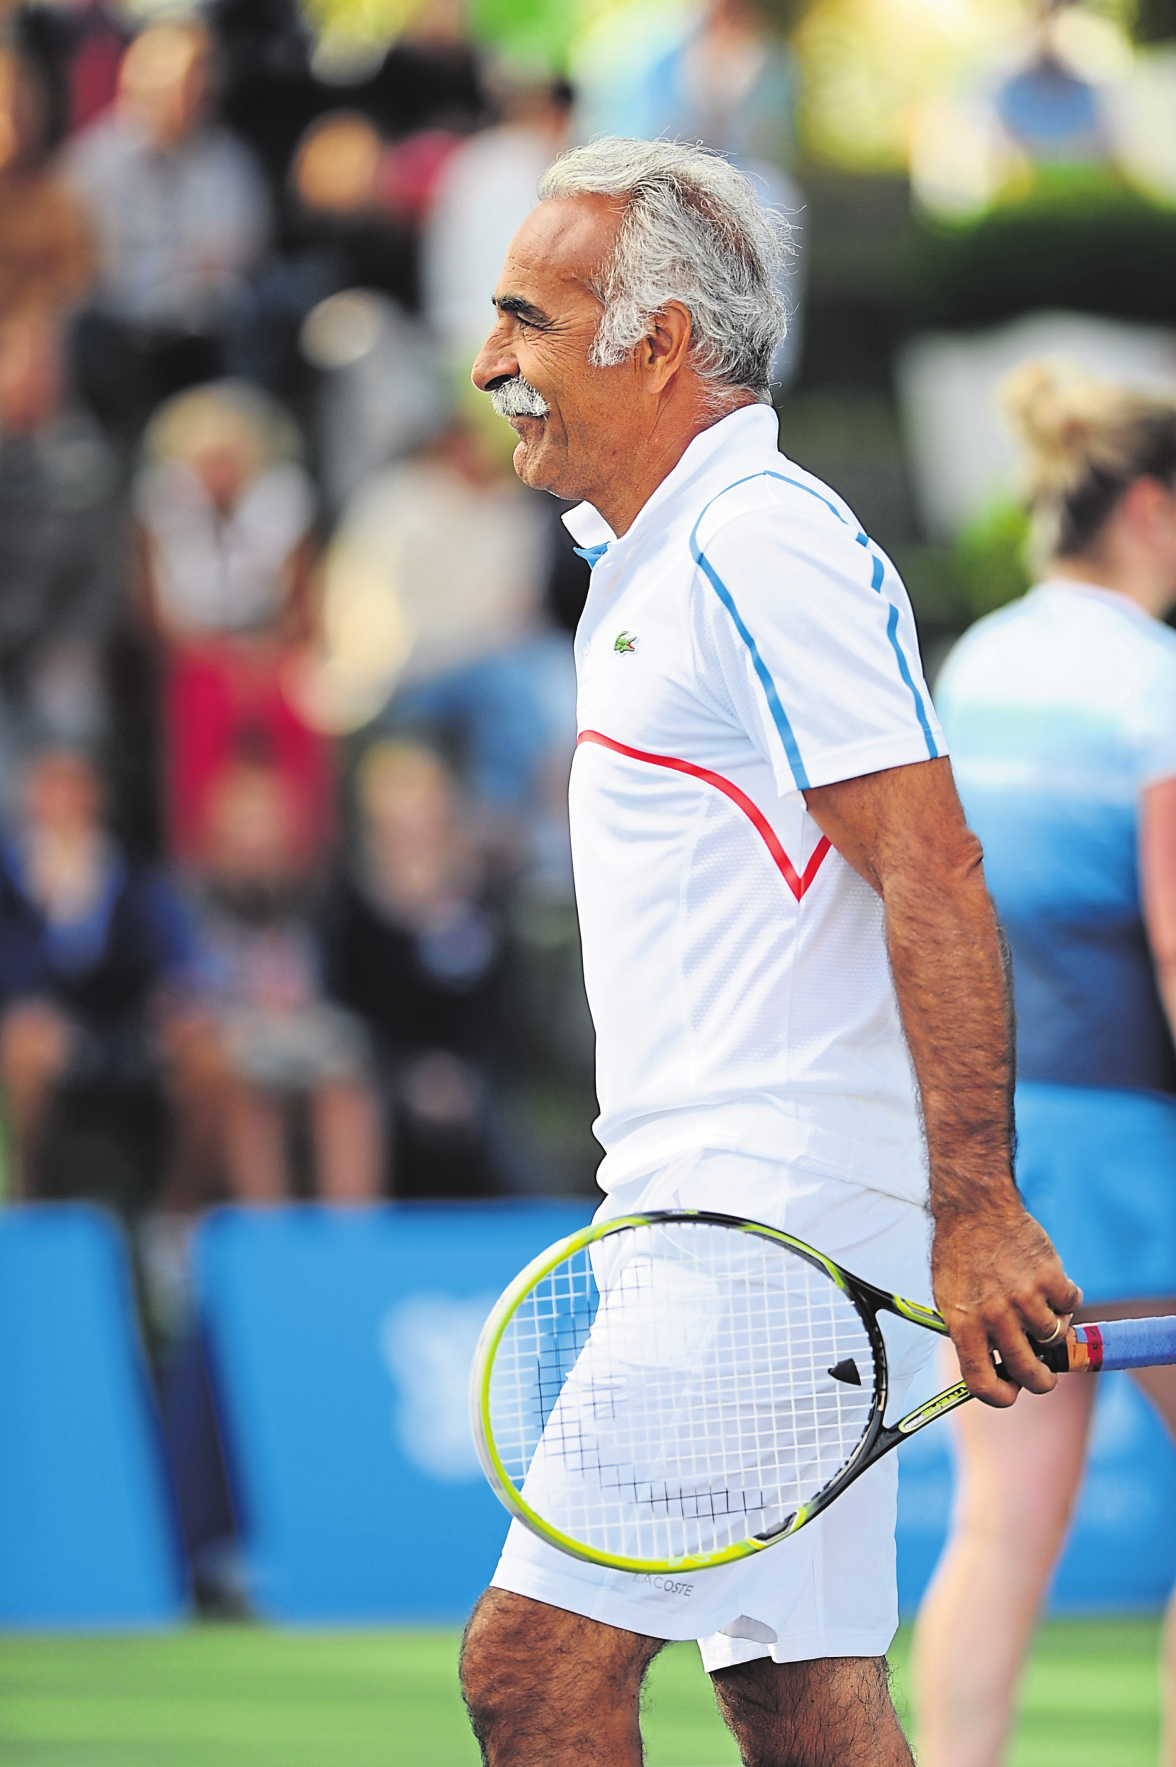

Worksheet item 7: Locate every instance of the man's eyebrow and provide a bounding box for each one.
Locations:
[494,295,552,327]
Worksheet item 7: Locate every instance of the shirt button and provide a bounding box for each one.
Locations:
[583,639,592,655]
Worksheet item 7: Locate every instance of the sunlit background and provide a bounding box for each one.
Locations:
[1,1,1174,1762]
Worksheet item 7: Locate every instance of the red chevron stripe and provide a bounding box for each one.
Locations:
[576,729,831,902]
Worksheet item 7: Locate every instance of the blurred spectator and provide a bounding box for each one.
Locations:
[574,1,804,387]
[233,103,453,409]
[0,747,201,1201]
[909,2,1139,219]
[65,20,271,434]
[132,379,331,868]
[0,40,95,325]
[631,0,800,170]
[289,109,418,306]
[995,7,1110,168]
[0,311,122,793]
[191,759,380,1204]
[345,0,487,144]
[304,410,574,848]
[328,739,504,1198]
[299,287,446,517]
[422,68,573,364]
[207,0,321,195]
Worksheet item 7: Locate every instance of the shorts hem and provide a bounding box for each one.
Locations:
[699,1626,898,1673]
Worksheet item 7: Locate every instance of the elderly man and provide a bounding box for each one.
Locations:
[460,139,1079,1767]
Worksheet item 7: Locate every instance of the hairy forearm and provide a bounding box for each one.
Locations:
[804,759,1079,1398]
[883,850,1018,1220]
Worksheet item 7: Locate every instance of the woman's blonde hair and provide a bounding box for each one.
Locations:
[1001,359,1176,565]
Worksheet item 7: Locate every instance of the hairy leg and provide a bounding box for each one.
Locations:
[711,1653,913,1767]
[460,1587,664,1766]
[911,1342,1094,1767]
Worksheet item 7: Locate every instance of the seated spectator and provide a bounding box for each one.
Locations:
[306,410,575,861]
[422,66,573,367]
[0,747,204,1202]
[327,739,504,1198]
[132,379,332,868]
[65,20,271,433]
[0,311,122,800]
[231,107,437,401]
[191,759,381,1204]
[0,39,95,326]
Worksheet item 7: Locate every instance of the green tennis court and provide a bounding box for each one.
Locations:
[0,1617,1160,1765]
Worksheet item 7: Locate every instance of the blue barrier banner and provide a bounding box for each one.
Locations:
[0,1205,188,1628]
[897,1367,1176,1614]
[196,1202,591,1622]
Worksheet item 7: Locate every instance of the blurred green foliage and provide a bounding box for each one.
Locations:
[955,500,1033,619]
[468,0,577,69]
[898,502,1031,635]
[906,169,1176,330]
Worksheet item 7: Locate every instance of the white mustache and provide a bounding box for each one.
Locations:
[489,376,551,419]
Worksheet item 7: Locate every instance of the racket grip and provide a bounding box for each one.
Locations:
[1040,1318,1176,1374]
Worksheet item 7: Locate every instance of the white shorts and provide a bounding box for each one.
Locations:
[490,1148,934,1672]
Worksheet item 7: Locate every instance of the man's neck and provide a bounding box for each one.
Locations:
[593,394,757,536]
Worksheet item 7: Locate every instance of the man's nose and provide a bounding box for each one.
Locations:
[471,329,518,392]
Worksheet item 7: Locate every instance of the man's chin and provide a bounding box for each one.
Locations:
[511,424,554,488]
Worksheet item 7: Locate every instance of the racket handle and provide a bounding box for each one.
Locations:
[1039,1317,1176,1374]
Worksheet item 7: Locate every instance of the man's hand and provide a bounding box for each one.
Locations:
[931,1199,1081,1405]
[804,757,1081,1405]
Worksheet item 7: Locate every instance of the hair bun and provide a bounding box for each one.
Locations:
[995,357,1176,565]
[999,360,1118,494]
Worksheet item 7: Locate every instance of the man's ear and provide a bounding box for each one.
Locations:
[642,300,692,387]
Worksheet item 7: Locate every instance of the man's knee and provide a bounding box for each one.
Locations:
[460,1587,662,1742]
[460,1588,537,1721]
[712,1654,912,1767]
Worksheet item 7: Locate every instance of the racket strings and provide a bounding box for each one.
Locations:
[486,1220,876,1563]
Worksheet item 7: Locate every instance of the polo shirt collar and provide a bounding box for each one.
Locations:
[561,403,778,562]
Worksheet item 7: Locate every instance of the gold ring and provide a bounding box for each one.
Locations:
[1039,1316,1066,1345]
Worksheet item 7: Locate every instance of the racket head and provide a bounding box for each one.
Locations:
[469,1210,888,1573]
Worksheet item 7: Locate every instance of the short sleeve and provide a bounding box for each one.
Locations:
[691,494,944,795]
[1133,660,1176,789]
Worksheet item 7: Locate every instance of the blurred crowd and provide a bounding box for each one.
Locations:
[0,0,603,1232]
[0,0,810,1238]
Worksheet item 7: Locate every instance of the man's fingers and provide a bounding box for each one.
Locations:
[1018,1267,1081,1344]
[951,1321,1018,1408]
[990,1317,1057,1394]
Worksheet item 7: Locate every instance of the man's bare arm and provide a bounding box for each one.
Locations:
[804,756,1081,1405]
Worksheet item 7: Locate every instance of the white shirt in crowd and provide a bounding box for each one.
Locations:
[422,125,559,359]
[65,116,270,332]
[563,403,944,1205]
[135,460,314,636]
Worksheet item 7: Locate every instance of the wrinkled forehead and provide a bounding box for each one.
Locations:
[495,194,624,309]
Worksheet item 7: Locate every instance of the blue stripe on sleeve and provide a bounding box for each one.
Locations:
[690,542,811,789]
[886,603,938,757]
[689,468,941,780]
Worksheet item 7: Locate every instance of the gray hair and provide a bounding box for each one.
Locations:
[538,138,790,404]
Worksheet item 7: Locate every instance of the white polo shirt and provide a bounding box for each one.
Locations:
[563,404,944,1207]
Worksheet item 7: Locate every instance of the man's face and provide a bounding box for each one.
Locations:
[471,196,638,505]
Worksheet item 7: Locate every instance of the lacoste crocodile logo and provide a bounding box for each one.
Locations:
[614,631,637,654]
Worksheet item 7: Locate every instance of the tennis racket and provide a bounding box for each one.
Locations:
[469,1209,1176,1575]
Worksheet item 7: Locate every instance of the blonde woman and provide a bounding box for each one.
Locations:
[916,362,1176,1766]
